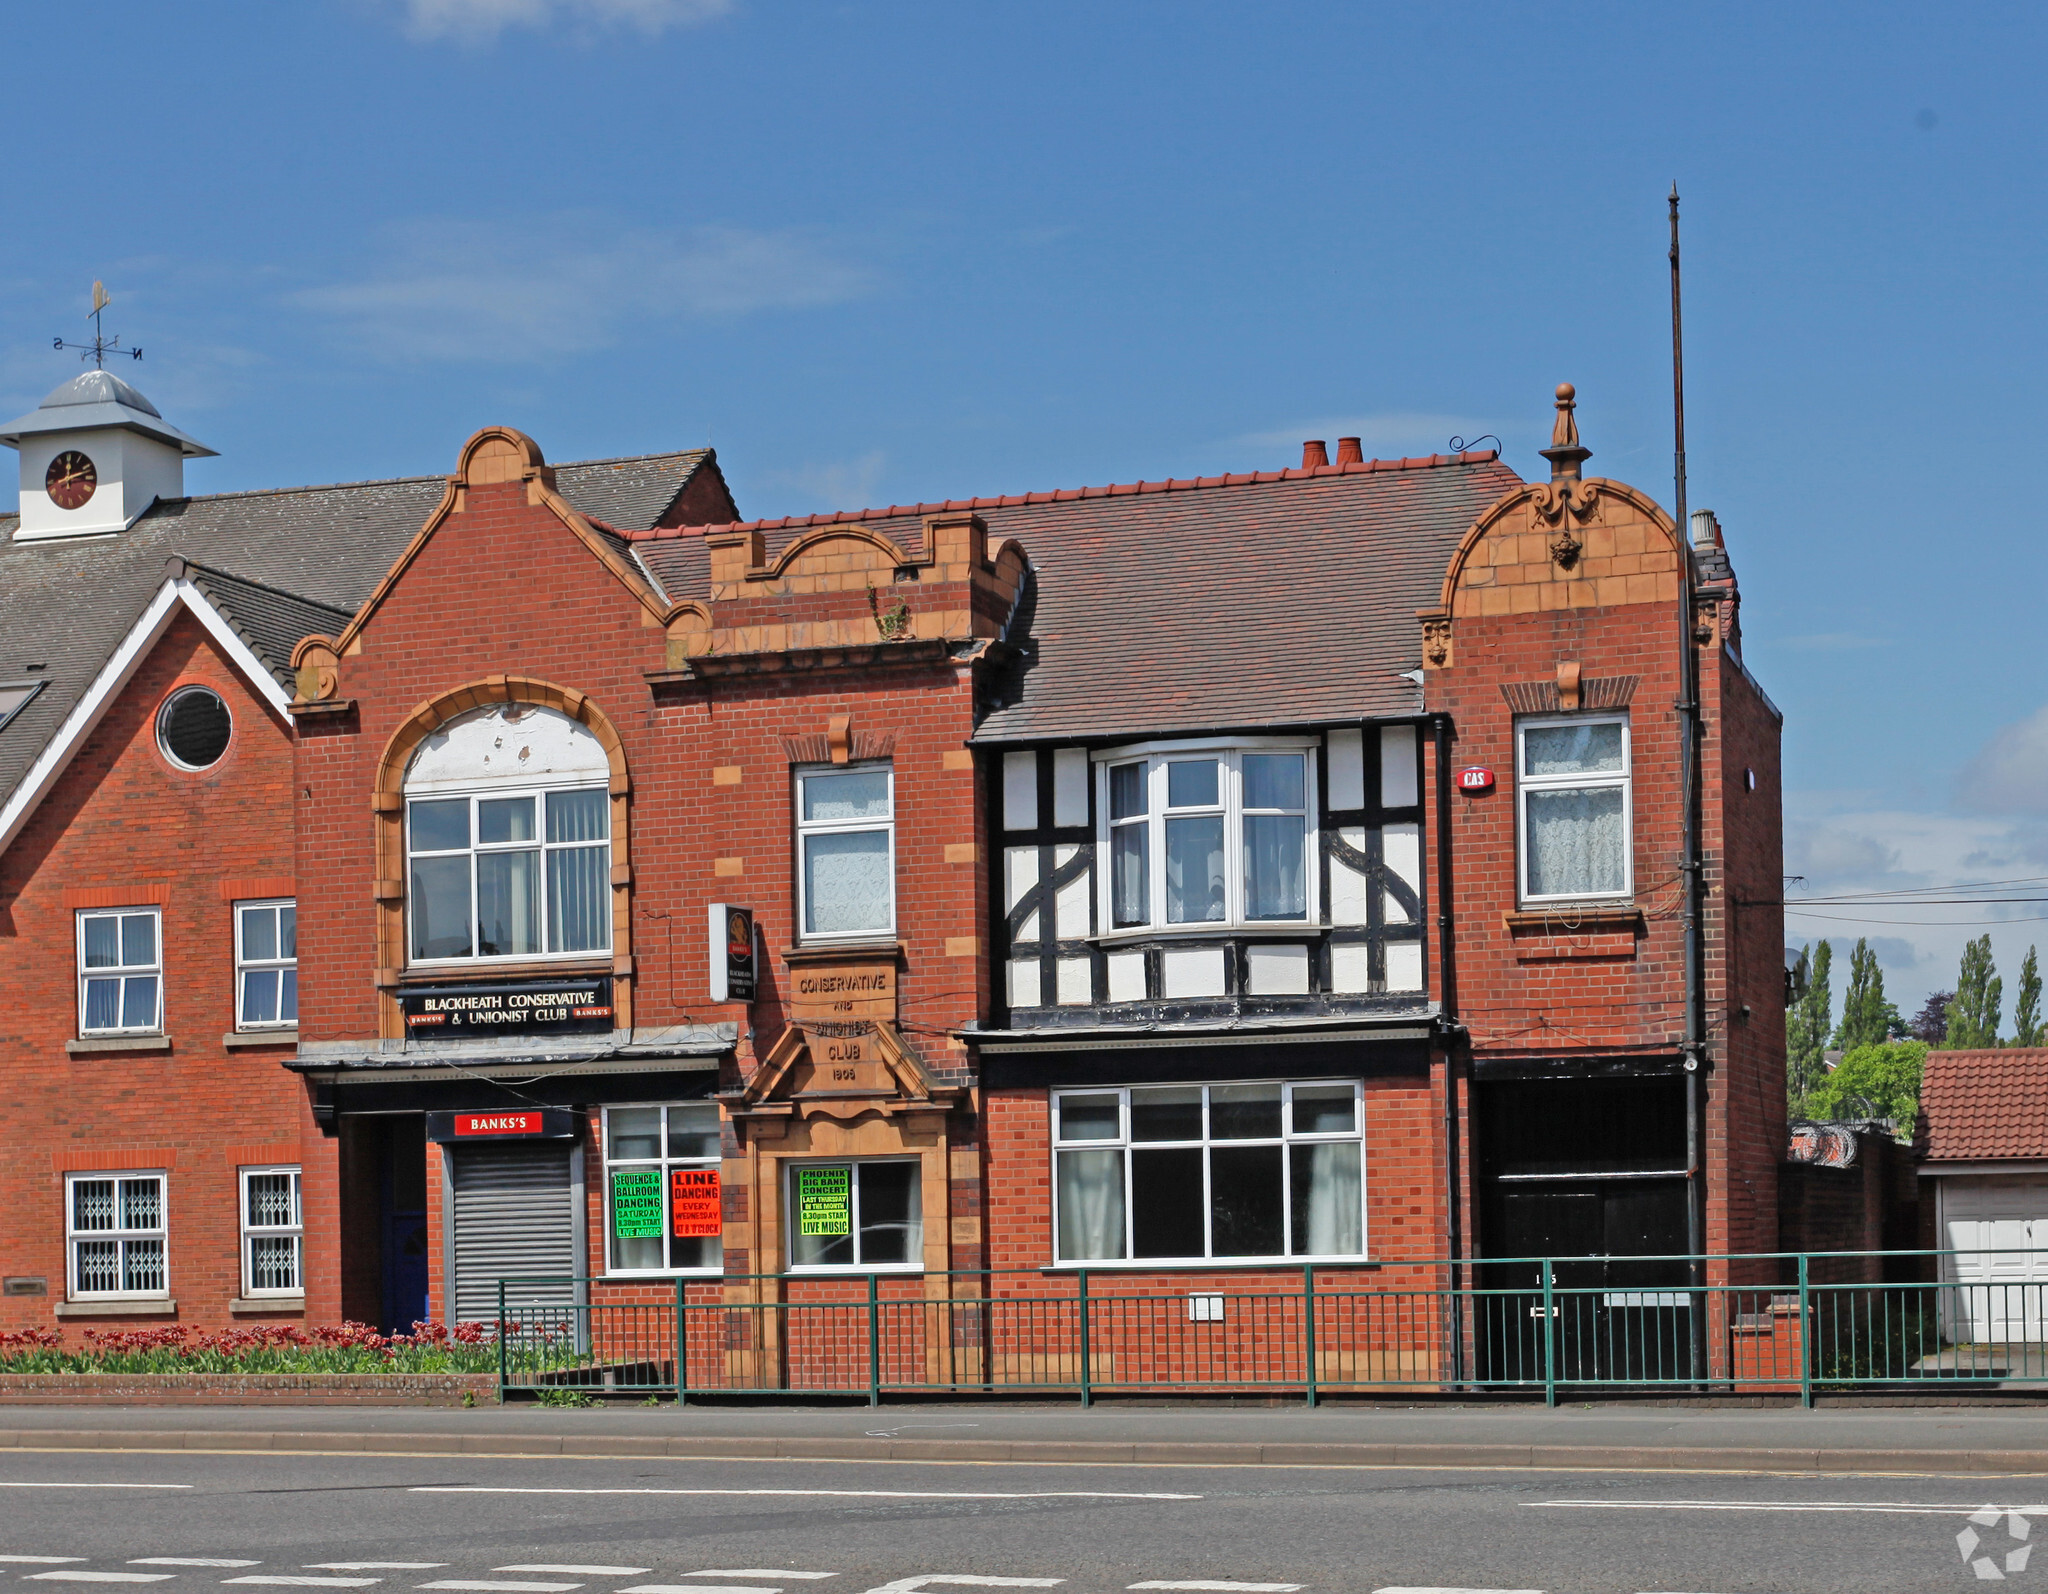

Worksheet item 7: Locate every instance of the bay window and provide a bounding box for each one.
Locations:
[1052,1081,1365,1263]
[1097,745,1316,931]
[796,764,894,941]
[604,1103,722,1274]
[1517,715,1631,903]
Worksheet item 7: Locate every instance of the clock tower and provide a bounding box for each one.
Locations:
[1,369,216,541]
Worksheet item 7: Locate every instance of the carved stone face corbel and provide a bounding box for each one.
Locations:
[1420,615,1453,669]
[1693,594,1722,646]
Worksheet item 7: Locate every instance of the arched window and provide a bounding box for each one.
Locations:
[403,704,612,964]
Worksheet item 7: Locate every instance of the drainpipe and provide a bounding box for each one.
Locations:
[1431,711,1465,1382]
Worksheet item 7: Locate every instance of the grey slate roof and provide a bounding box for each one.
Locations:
[630,453,1522,743]
[0,449,721,810]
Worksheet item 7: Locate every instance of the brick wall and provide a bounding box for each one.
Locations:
[0,610,313,1332]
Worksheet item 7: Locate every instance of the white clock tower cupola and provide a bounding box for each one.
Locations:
[1,369,217,541]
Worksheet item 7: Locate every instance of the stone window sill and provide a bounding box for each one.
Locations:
[55,1298,177,1318]
[66,1034,172,1055]
[1502,906,1644,933]
[230,1295,305,1315]
[223,1028,298,1049]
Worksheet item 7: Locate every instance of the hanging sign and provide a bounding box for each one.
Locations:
[610,1167,664,1239]
[670,1167,722,1237]
[425,1107,577,1142]
[403,978,613,1036]
[1456,766,1496,793]
[708,904,757,1003]
[795,1165,852,1237]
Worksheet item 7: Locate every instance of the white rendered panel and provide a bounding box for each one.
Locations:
[1244,943,1310,995]
[1383,822,1420,924]
[1008,958,1042,1008]
[1329,942,1372,994]
[1053,748,1090,828]
[407,704,608,790]
[1380,725,1419,808]
[1329,825,1369,926]
[1161,946,1226,998]
[1106,950,1147,1003]
[1004,845,1040,912]
[1055,956,1092,1005]
[1002,752,1038,831]
[1326,729,1365,810]
[1385,940,1424,992]
[1053,843,1090,938]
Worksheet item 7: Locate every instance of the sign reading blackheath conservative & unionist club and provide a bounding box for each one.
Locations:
[401,977,614,1036]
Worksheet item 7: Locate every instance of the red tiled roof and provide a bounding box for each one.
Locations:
[1919,1048,2048,1161]
[624,450,1502,542]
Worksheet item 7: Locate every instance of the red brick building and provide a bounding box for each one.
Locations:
[0,373,1787,1391]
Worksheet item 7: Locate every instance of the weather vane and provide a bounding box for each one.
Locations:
[52,282,142,368]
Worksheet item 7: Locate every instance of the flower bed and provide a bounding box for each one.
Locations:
[0,1321,502,1376]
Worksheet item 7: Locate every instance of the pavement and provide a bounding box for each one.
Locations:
[4,1400,2048,1475]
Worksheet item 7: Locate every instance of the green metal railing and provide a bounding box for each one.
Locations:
[487,1250,2048,1405]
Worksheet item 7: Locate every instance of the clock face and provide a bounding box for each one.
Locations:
[45,451,97,511]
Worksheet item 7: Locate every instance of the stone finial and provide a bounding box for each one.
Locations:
[1539,382,1592,482]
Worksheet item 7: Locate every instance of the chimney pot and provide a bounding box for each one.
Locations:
[1301,440,1329,469]
[1690,508,1722,547]
[1334,437,1364,466]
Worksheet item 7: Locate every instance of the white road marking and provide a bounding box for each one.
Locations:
[305,1571,445,1575]
[1372,1588,1543,1594]
[622,1586,781,1594]
[413,1486,1197,1502]
[28,1577,180,1586]
[0,1483,191,1491]
[0,1563,90,1568]
[1130,1584,1305,1592]
[1532,1497,2048,1516]
[135,1564,262,1570]
[685,1579,839,1585]
[859,1581,1064,1594]
[493,1574,648,1580]
[223,1581,382,1589]
[416,1584,582,1593]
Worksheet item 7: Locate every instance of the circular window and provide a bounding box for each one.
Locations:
[158,686,232,770]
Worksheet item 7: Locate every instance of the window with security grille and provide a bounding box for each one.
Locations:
[67,1173,168,1298]
[77,908,161,1035]
[240,1167,302,1295]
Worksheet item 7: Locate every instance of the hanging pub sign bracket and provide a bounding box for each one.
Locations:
[709,903,756,1003]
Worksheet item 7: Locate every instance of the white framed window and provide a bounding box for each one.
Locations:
[240,1166,303,1296]
[786,1159,922,1271]
[235,900,298,1030]
[1051,1081,1365,1264]
[1516,715,1632,904]
[1095,742,1317,932]
[66,1171,168,1299]
[795,764,895,942]
[77,907,162,1035]
[603,1103,723,1275]
[407,787,612,963]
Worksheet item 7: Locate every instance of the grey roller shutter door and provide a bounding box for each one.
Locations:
[450,1144,576,1324]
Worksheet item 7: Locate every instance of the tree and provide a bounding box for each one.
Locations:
[1785,940,1833,1109]
[2013,947,2044,1048]
[1910,991,1953,1044]
[1806,1040,1929,1133]
[1947,935,2004,1049]
[1835,938,1899,1051]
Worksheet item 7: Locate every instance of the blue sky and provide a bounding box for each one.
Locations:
[5,1,2047,1023]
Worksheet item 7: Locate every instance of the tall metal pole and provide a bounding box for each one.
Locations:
[1671,185,1709,1379]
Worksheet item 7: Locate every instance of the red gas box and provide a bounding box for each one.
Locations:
[1457,766,1496,793]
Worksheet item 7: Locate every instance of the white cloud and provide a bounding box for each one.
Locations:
[289,217,872,363]
[1232,412,1502,462]
[1958,702,2048,813]
[398,0,729,42]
